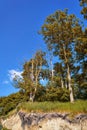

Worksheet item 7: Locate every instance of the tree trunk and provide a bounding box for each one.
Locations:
[63,43,74,103]
[67,65,74,103]
[31,59,34,81]
[29,92,34,102]
[61,78,64,88]
[65,80,68,88]
[51,62,54,82]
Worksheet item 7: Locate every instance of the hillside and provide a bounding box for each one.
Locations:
[0,101,87,130]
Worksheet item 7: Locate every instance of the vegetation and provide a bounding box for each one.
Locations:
[0,92,25,116]
[12,3,87,103]
[79,0,87,19]
[0,0,87,117]
[40,10,83,103]
[0,88,70,116]
[17,100,87,114]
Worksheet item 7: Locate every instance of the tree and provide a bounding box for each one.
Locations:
[79,0,87,19]
[15,50,47,102]
[54,62,67,88]
[75,27,87,99]
[74,0,87,99]
[40,10,82,102]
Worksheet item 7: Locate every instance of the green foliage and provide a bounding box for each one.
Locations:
[0,87,70,116]
[1,127,10,130]
[35,85,46,101]
[1,3,87,116]
[45,87,70,102]
[40,10,84,102]
[18,100,87,114]
[12,50,47,102]
[0,92,24,116]
[10,10,87,103]
[79,0,87,19]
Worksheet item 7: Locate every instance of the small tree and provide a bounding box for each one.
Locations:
[13,50,47,102]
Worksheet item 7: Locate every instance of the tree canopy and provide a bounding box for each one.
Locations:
[8,1,87,103]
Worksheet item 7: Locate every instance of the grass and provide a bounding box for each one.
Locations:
[1,100,87,120]
[17,100,87,115]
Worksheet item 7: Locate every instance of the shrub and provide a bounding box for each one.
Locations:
[45,87,70,102]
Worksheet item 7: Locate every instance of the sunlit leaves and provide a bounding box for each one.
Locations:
[79,0,87,19]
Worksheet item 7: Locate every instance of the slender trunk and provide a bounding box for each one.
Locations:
[31,59,34,81]
[33,60,42,102]
[30,80,37,102]
[63,44,74,102]
[61,77,64,88]
[35,75,38,94]
[51,60,54,82]
[65,81,68,89]
[30,92,34,102]
[29,59,34,102]
[67,64,74,102]
[32,63,38,101]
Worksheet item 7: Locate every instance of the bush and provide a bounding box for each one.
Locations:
[45,87,70,102]
[0,92,24,116]
[35,86,46,102]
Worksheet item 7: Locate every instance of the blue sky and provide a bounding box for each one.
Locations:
[0,0,85,97]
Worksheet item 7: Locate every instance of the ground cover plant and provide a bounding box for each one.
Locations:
[17,100,87,114]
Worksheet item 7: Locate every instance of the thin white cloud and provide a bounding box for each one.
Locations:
[8,69,23,81]
[2,80,9,84]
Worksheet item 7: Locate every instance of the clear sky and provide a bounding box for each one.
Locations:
[0,0,85,97]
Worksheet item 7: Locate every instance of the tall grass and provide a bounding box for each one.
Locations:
[17,100,87,114]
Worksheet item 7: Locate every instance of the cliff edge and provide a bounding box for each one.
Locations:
[1,111,87,130]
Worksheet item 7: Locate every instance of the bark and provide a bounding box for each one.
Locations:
[65,82,68,89]
[63,44,74,102]
[29,92,34,102]
[67,65,74,102]
[49,52,54,82]
[31,59,34,81]
[51,60,54,82]
[61,78,64,88]
[31,59,42,102]
[29,59,35,102]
